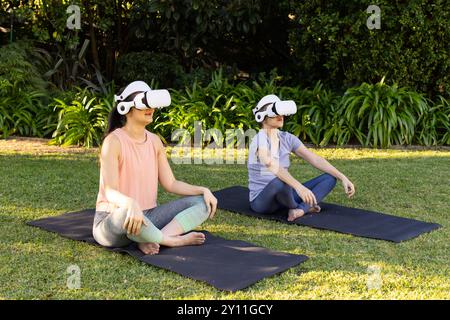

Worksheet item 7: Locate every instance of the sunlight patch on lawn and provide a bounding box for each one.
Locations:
[165,146,450,163]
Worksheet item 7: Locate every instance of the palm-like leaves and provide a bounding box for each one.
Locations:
[416,96,450,146]
[50,87,114,148]
[2,67,449,148]
[334,80,429,148]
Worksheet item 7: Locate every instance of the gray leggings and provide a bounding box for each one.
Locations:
[92,195,209,247]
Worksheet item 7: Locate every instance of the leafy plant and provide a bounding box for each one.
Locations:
[0,41,54,138]
[50,87,114,148]
[116,51,184,89]
[416,96,450,146]
[289,0,450,97]
[282,81,339,146]
[330,78,429,148]
[151,69,266,145]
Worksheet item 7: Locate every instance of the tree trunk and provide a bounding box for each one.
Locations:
[84,0,101,70]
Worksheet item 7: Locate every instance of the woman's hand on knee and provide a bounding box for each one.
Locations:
[202,188,218,219]
[295,185,317,207]
[122,199,148,236]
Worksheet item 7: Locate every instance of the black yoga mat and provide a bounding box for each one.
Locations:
[213,186,441,243]
[27,209,308,292]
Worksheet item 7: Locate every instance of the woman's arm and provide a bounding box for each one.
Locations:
[100,134,135,206]
[293,144,346,180]
[100,134,147,235]
[258,146,317,206]
[258,146,302,189]
[154,136,205,195]
[154,135,217,216]
[293,144,355,198]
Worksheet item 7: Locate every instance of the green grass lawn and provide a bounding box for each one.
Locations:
[0,144,449,299]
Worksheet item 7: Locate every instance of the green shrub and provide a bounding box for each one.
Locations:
[0,41,48,92]
[415,96,450,146]
[26,68,449,149]
[50,87,114,148]
[151,69,260,144]
[435,97,450,145]
[0,41,54,138]
[323,79,429,148]
[151,71,449,148]
[289,0,450,97]
[180,67,220,88]
[281,82,340,146]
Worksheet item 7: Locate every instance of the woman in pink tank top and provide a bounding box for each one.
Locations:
[93,81,218,255]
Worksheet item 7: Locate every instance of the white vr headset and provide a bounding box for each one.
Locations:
[252,94,297,123]
[114,80,171,115]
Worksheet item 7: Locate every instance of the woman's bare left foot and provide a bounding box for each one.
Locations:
[288,208,305,221]
[162,232,206,247]
[138,242,160,255]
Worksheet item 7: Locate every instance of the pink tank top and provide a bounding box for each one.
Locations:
[96,127,159,212]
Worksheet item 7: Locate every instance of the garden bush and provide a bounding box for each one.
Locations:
[49,86,114,148]
[116,51,185,89]
[1,62,448,148]
[288,0,450,97]
[0,41,55,138]
[323,79,430,148]
[415,96,450,146]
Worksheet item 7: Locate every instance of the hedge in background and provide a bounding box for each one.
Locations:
[3,1,450,98]
[116,52,184,89]
[289,0,450,97]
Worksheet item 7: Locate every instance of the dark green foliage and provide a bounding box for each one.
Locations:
[289,0,450,97]
[116,51,184,89]
[49,70,449,148]
[0,41,48,92]
[1,0,291,83]
[0,41,55,138]
[323,79,430,148]
[127,0,285,72]
[1,43,449,148]
[3,1,450,98]
[49,86,115,148]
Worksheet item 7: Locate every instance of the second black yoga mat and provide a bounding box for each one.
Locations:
[213,186,441,243]
[27,209,308,292]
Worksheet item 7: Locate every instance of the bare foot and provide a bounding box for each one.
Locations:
[308,205,321,214]
[288,208,305,221]
[163,232,206,247]
[138,242,160,255]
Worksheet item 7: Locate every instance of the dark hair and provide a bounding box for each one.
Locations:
[98,104,125,166]
[98,89,141,164]
[102,88,141,143]
[258,104,270,128]
[105,105,126,135]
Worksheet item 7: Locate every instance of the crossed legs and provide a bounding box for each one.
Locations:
[250,173,337,221]
[93,195,209,254]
